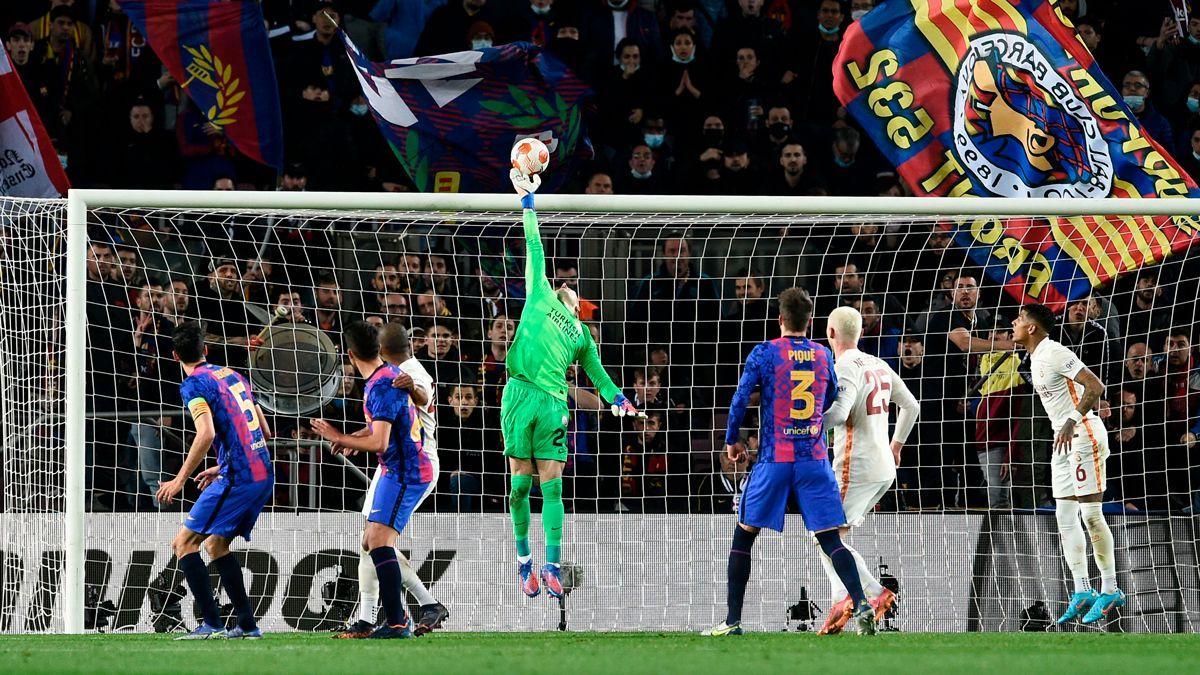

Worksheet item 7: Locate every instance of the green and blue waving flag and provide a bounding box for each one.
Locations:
[342,32,591,193]
[834,0,1200,310]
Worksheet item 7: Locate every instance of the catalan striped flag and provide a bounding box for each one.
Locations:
[834,0,1200,310]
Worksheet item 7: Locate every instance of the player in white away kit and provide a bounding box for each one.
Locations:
[334,323,450,638]
[1012,304,1124,624]
[816,306,919,634]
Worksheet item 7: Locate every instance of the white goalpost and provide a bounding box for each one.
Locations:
[4,190,1200,634]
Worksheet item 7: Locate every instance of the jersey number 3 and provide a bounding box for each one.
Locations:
[864,369,892,415]
[790,371,815,420]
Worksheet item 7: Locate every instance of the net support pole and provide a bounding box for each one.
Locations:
[63,191,87,634]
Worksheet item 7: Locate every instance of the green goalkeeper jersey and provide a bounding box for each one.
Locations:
[506,208,621,404]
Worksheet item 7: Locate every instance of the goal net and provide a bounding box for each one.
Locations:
[4,192,1200,634]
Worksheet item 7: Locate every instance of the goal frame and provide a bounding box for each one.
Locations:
[61,189,1200,633]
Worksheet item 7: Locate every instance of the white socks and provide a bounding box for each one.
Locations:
[357,548,379,624]
[819,549,848,602]
[848,545,884,598]
[1055,499,1092,593]
[399,553,437,606]
[819,541,882,601]
[1079,501,1117,594]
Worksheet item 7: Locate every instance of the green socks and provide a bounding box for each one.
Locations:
[541,478,564,566]
[509,474,564,566]
[510,474,532,560]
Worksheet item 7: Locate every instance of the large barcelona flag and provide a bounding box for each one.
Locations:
[834,0,1200,309]
[342,32,592,193]
[120,0,284,170]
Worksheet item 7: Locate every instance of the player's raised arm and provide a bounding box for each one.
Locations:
[510,169,552,298]
[725,344,766,458]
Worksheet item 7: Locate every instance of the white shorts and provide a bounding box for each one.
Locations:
[361,454,440,518]
[1051,423,1109,499]
[839,479,893,527]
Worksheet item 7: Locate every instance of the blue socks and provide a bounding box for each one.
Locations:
[816,529,866,606]
[725,526,758,625]
[215,554,257,632]
[179,551,220,629]
[370,547,406,627]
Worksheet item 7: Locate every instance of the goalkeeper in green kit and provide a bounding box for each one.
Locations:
[504,168,643,599]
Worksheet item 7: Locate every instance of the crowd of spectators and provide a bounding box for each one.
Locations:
[8,1,1200,195]
[12,0,1200,516]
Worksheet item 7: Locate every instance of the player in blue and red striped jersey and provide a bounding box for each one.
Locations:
[157,321,274,640]
[703,288,876,637]
[311,321,434,640]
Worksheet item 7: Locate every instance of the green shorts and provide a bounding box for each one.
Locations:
[501,378,569,462]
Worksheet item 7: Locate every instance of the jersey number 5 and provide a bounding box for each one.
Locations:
[864,369,892,415]
[790,371,815,420]
[228,381,261,432]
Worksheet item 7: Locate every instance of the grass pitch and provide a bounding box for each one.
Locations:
[1,631,1196,674]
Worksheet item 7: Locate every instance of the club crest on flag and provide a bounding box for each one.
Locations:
[120,0,284,169]
[833,0,1200,311]
[181,44,245,128]
[954,32,1111,197]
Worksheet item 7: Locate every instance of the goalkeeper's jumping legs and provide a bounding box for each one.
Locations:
[538,460,566,598]
[509,460,538,597]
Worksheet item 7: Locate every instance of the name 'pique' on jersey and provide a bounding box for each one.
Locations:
[725,336,838,462]
[180,364,273,485]
[363,364,435,485]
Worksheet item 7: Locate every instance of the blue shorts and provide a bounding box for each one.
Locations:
[739,460,846,533]
[366,474,430,534]
[185,477,273,541]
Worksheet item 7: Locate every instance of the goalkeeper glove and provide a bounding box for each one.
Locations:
[611,393,646,418]
[509,168,541,209]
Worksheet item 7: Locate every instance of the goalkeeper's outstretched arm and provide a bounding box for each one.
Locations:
[576,334,644,418]
[511,169,552,299]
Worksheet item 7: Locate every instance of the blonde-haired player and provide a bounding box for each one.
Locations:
[1012,304,1123,625]
[816,305,919,634]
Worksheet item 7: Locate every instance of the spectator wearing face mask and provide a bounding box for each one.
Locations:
[347,95,393,190]
[681,113,726,187]
[581,0,663,84]
[1122,70,1175,155]
[750,103,794,166]
[637,112,675,173]
[619,142,671,193]
[849,0,874,23]
[467,21,495,51]
[782,0,844,127]
[519,0,557,47]
[598,39,656,148]
[416,0,509,56]
[546,15,584,74]
[1147,15,1200,128]
[658,27,709,133]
